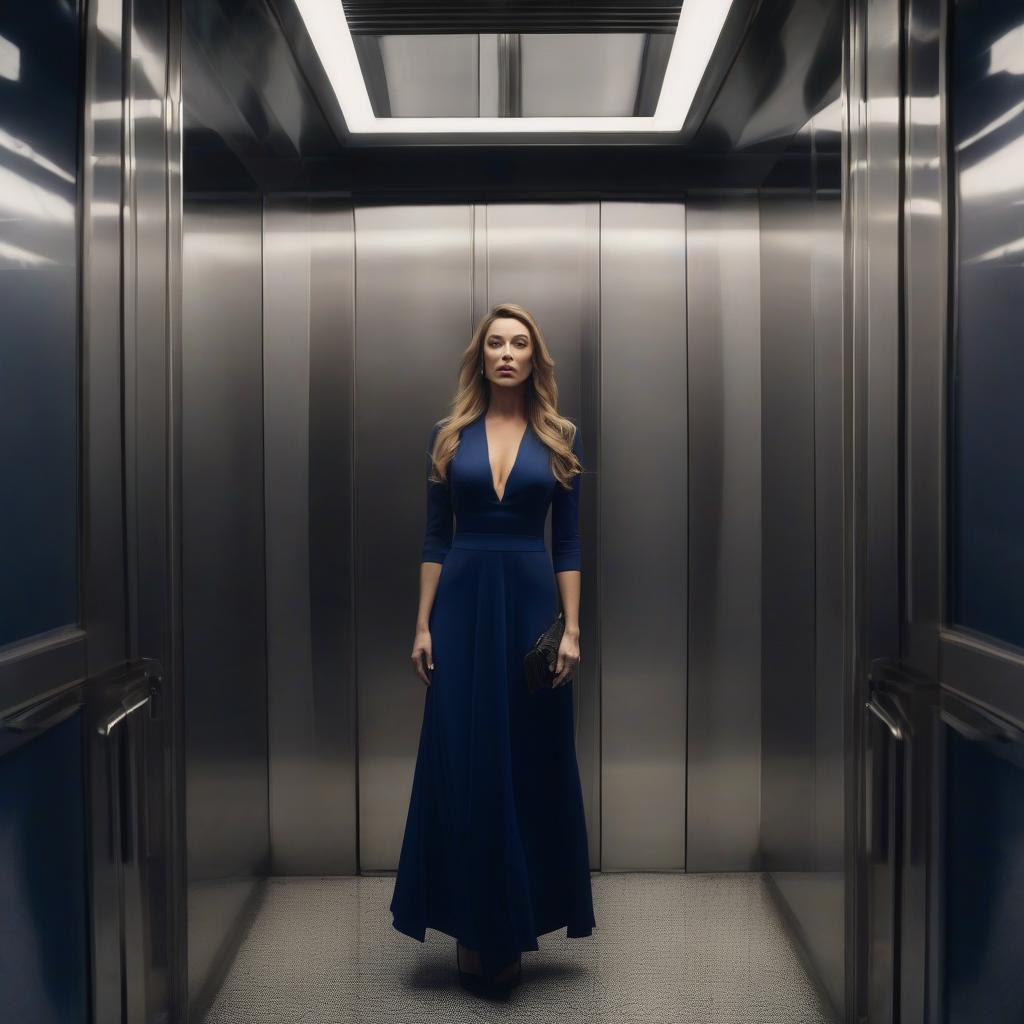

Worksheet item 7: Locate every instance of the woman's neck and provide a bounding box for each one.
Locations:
[486,386,527,420]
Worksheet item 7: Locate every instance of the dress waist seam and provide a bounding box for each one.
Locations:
[451,531,547,552]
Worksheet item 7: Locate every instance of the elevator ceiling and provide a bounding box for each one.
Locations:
[183,0,842,193]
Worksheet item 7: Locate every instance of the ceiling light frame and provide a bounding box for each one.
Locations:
[291,0,737,134]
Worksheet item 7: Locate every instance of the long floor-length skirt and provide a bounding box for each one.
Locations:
[390,536,596,977]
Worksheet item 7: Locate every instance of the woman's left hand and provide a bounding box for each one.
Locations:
[550,629,580,687]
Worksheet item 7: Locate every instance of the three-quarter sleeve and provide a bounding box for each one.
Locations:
[551,423,583,573]
[421,423,453,564]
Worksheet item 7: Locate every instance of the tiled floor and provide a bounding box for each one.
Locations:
[199,872,838,1024]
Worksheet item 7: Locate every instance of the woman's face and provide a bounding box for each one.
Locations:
[482,317,534,388]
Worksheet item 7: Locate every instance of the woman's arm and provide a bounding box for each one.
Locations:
[412,423,453,685]
[551,424,583,684]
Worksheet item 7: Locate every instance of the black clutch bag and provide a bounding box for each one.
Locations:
[524,610,570,693]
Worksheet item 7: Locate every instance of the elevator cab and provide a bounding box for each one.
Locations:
[1,0,1021,1021]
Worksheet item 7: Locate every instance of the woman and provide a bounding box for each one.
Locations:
[389,302,597,995]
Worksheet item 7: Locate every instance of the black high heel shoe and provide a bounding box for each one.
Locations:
[456,942,522,996]
[456,941,490,996]
[489,953,522,992]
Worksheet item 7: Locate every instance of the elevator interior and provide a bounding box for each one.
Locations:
[11,0,1023,1022]
[179,0,846,1019]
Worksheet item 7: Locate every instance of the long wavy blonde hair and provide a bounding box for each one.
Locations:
[428,302,582,490]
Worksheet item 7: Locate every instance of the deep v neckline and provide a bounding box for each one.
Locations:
[482,417,529,504]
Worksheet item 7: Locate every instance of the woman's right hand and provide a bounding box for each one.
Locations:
[411,627,434,686]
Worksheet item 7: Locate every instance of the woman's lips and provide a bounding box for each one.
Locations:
[498,368,515,375]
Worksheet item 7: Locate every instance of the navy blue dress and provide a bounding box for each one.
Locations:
[390,414,596,975]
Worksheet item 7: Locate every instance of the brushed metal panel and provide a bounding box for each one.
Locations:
[692,0,843,151]
[482,201,602,868]
[127,0,174,671]
[599,201,687,871]
[758,112,846,1017]
[166,5,187,1014]
[760,194,816,883]
[901,2,947,1020]
[264,196,357,873]
[81,0,129,682]
[23,0,128,1017]
[845,2,905,1017]
[903,0,946,678]
[355,204,475,870]
[864,0,901,661]
[182,0,339,191]
[121,3,183,1019]
[811,185,846,1011]
[685,198,762,872]
[181,196,268,1004]
[77,0,186,1015]
[308,198,359,874]
[262,197,313,872]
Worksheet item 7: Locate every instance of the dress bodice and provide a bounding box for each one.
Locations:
[420,415,582,572]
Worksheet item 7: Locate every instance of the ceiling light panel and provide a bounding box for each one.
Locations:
[377,35,481,117]
[293,0,737,133]
[520,34,647,118]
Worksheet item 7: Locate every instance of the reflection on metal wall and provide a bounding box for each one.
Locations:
[761,193,817,883]
[0,0,80,645]
[846,1,908,1019]
[949,0,1024,651]
[181,196,269,1010]
[944,6,1024,1024]
[811,157,845,1015]
[0,712,89,1024]
[759,101,845,1015]
[600,202,688,870]
[685,198,763,872]
[943,721,1024,1023]
[264,197,357,874]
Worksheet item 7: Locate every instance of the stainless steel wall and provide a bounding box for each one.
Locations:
[685,198,764,871]
[181,197,770,905]
[600,202,688,870]
[181,195,268,1009]
[758,100,846,1015]
[263,196,357,874]
[847,0,906,1016]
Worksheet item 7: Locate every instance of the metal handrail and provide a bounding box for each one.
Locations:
[97,683,154,737]
[866,698,904,741]
[0,657,162,738]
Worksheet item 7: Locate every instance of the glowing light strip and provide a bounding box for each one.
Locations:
[291,0,736,133]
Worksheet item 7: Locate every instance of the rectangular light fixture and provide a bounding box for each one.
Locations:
[291,0,737,133]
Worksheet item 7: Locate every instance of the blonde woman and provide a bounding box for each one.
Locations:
[390,303,596,996]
